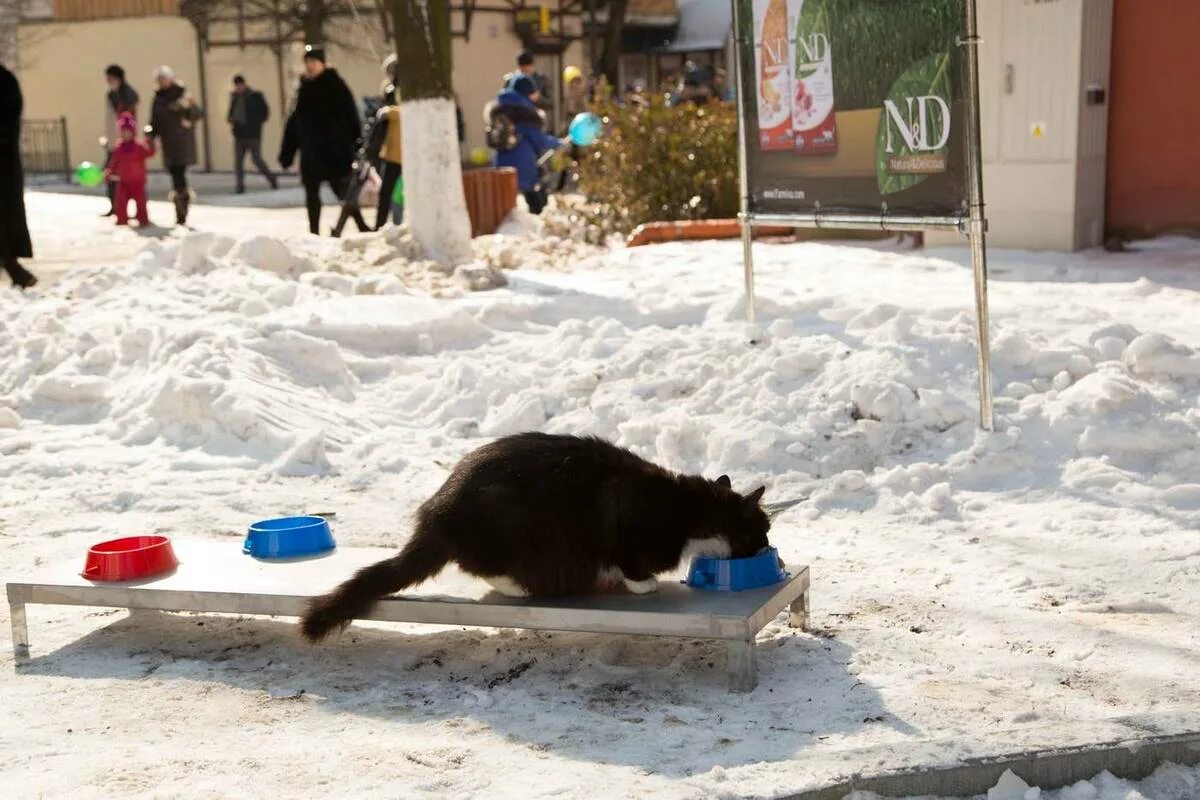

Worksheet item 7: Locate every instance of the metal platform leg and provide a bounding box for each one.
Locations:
[788,589,810,631]
[728,638,758,692]
[9,601,29,663]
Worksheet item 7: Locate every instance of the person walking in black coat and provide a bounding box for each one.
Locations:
[147,65,204,225]
[279,46,362,236]
[0,63,36,290]
[102,64,139,217]
[227,75,276,194]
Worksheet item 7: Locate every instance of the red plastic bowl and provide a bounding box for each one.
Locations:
[81,536,178,582]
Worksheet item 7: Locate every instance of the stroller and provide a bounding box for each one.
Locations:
[330,97,386,238]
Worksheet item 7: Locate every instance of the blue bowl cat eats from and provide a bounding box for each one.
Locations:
[686,546,787,591]
[244,516,336,559]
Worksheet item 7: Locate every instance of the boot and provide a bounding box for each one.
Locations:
[172,189,193,225]
[4,259,38,290]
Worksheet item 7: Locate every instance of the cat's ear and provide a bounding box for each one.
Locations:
[745,486,766,505]
[715,475,732,489]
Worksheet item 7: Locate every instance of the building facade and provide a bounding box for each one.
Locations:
[16,1,593,175]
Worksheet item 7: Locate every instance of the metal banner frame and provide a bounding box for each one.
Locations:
[733,0,994,431]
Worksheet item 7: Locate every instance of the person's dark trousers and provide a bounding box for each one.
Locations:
[235,137,277,192]
[303,177,324,234]
[168,164,190,224]
[304,173,369,236]
[376,162,402,230]
[524,187,548,215]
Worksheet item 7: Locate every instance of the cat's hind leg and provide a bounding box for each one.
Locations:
[482,575,530,598]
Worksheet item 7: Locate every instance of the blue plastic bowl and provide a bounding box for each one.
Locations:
[243,516,335,558]
[686,546,787,591]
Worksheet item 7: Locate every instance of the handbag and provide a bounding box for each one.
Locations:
[356,165,383,208]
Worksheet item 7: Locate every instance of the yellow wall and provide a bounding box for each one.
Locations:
[19,16,207,174]
[19,10,590,175]
[203,43,290,174]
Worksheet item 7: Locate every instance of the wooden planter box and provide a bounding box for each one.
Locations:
[462,167,518,238]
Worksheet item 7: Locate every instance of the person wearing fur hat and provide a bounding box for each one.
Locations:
[104,112,156,226]
[487,74,564,215]
[279,45,363,235]
[147,65,204,225]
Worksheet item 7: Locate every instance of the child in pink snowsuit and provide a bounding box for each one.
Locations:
[105,112,155,225]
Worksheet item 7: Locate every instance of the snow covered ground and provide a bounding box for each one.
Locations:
[1,195,1198,798]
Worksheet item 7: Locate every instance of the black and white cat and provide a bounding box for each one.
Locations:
[301,433,770,641]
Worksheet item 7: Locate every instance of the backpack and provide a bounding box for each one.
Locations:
[486,109,519,152]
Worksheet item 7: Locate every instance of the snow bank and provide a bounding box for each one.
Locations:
[2,232,1199,798]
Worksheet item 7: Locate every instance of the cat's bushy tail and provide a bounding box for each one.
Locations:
[301,533,448,642]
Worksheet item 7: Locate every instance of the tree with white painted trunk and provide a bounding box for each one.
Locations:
[390,0,472,265]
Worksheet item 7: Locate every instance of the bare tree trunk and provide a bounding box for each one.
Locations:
[600,0,627,88]
[391,0,471,264]
[302,6,325,44]
[0,0,20,72]
[392,0,452,99]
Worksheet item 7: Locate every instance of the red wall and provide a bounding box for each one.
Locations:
[1106,0,1200,237]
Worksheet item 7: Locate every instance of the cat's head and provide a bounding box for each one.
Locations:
[713,475,771,558]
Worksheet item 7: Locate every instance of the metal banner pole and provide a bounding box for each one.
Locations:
[961,0,994,431]
[731,0,756,325]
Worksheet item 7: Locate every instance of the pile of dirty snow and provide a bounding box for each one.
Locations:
[1,232,1199,799]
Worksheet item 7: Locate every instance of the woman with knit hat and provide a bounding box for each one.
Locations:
[147,65,205,225]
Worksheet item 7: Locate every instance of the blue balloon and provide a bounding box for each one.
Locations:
[568,112,603,147]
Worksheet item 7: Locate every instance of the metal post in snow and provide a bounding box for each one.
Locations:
[731,0,756,326]
[59,116,70,183]
[961,0,994,431]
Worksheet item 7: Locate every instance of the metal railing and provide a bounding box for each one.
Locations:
[20,117,71,180]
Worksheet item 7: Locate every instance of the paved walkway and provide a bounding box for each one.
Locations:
[21,174,351,286]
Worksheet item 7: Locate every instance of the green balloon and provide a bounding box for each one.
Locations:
[391,175,404,205]
[76,161,105,188]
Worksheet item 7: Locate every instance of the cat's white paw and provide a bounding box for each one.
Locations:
[483,575,529,597]
[623,576,658,595]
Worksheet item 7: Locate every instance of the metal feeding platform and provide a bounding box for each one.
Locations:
[7,540,810,691]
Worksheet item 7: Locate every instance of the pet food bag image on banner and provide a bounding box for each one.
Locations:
[738,0,968,219]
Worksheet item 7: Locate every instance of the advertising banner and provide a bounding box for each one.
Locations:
[738,0,968,220]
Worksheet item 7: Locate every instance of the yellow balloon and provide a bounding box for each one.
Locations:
[470,146,490,166]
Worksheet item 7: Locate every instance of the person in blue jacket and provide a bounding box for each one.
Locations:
[487,75,563,215]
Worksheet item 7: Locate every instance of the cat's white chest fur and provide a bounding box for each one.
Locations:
[482,543,734,600]
[679,536,732,563]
